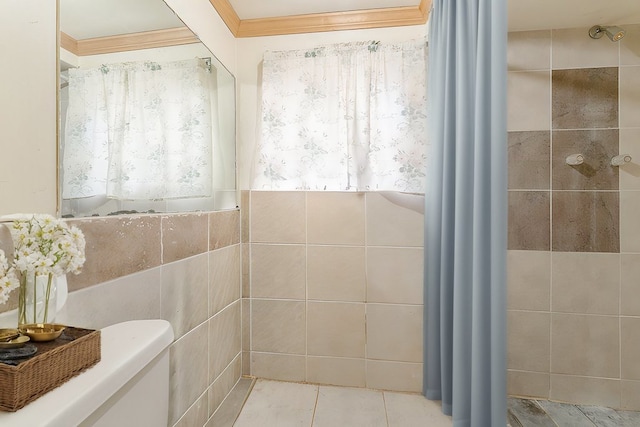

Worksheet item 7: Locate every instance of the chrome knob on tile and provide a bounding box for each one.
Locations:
[611,154,632,166]
[565,154,584,166]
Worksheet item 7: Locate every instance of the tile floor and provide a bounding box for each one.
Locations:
[232,379,452,427]
[214,378,640,426]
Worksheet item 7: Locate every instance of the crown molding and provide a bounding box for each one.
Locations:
[61,27,199,56]
[212,0,429,38]
[61,0,430,56]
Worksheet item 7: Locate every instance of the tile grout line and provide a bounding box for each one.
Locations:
[381,390,391,427]
[309,385,320,427]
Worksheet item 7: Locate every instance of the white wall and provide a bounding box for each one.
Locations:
[0,0,58,215]
[235,25,429,189]
[164,0,237,76]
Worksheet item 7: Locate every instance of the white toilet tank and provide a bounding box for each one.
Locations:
[0,319,174,427]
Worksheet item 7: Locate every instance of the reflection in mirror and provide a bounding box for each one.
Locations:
[59,0,236,217]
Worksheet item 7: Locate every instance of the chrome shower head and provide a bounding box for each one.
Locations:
[589,25,626,42]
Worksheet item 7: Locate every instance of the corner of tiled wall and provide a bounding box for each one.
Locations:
[507,23,640,409]
[246,190,425,393]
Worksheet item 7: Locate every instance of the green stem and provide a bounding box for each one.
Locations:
[32,272,36,323]
[43,273,53,323]
[18,275,26,326]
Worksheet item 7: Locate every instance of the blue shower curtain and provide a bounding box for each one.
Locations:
[424,0,507,426]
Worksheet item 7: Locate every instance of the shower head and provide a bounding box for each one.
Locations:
[589,25,626,42]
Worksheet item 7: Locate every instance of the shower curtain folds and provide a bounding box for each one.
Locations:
[424,0,507,426]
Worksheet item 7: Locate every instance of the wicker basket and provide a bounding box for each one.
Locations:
[0,327,101,412]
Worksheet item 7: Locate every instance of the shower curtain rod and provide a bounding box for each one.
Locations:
[60,56,213,88]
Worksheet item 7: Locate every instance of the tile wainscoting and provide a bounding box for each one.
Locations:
[241,190,425,393]
[0,210,241,426]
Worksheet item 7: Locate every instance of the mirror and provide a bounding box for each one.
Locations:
[59,0,236,217]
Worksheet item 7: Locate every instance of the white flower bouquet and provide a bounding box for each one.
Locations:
[5,214,86,325]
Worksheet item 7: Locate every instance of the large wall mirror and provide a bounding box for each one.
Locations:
[59,0,236,217]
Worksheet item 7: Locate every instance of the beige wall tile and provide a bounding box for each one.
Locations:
[169,323,209,425]
[366,304,423,363]
[551,252,620,315]
[162,213,208,264]
[242,243,250,298]
[366,360,422,393]
[209,301,241,382]
[551,314,619,378]
[67,215,162,290]
[251,299,305,354]
[307,356,366,387]
[250,352,306,382]
[622,254,640,315]
[551,28,619,69]
[307,302,365,358]
[209,210,240,250]
[250,191,305,243]
[620,66,640,128]
[307,245,366,302]
[619,128,640,191]
[242,298,250,351]
[242,351,250,376]
[241,190,250,243]
[307,192,365,245]
[367,247,423,304]
[621,317,640,380]
[209,245,241,316]
[550,374,621,408]
[57,267,162,330]
[507,250,550,311]
[620,191,640,253]
[508,30,551,71]
[507,311,550,372]
[507,370,550,399]
[621,24,640,66]
[161,254,209,339]
[507,71,551,131]
[174,391,208,427]
[621,380,640,410]
[366,193,424,247]
[251,244,305,299]
[209,354,241,416]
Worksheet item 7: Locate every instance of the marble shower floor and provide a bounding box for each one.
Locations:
[508,397,640,427]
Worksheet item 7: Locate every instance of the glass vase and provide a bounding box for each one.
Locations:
[18,272,57,327]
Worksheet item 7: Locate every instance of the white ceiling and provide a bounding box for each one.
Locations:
[60,0,640,39]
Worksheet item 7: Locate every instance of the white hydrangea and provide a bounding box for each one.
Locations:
[0,249,19,305]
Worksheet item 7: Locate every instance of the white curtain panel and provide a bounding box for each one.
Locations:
[63,59,214,200]
[253,39,428,192]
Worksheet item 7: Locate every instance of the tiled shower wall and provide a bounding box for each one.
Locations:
[0,210,241,427]
[506,25,640,409]
[241,191,425,392]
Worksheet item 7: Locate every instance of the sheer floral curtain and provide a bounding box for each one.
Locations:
[63,58,214,200]
[253,39,428,192]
